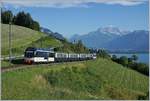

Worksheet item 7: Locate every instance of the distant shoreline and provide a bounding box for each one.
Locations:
[108,52,149,54]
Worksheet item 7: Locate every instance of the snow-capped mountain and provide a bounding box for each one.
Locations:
[70,27,149,52]
[98,27,121,35]
[70,27,122,48]
[97,26,129,36]
[104,30,149,52]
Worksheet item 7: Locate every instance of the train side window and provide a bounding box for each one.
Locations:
[49,53,54,57]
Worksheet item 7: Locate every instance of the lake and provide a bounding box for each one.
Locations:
[110,53,149,64]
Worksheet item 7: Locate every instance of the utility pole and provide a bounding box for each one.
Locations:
[1,1,12,63]
[9,21,12,63]
[40,37,42,47]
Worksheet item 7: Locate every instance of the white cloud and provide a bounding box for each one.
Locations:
[0,0,148,8]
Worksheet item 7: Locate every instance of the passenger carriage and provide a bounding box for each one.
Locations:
[24,47,96,64]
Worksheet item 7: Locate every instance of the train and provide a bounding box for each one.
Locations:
[24,47,96,64]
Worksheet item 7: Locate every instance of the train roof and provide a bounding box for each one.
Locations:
[25,47,54,52]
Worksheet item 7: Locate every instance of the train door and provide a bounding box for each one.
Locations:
[44,52,49,62]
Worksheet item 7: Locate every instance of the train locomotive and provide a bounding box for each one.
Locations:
[24,47,96,64]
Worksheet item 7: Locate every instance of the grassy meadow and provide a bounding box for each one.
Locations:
[2,58,149,100]
[1,24,62,56]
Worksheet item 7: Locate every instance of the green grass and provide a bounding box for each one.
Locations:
[2,58,149,100]
[1,24,62,56]
[29,36,63,48]
[1,60,14,68]
[1,59,24,68]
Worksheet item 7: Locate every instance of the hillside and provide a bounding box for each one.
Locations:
[1,24,62,56]
[2,58,148,100]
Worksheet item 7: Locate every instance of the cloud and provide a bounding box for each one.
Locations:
[0,0,148,8]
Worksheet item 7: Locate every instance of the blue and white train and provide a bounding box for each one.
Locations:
[24,47,96,64]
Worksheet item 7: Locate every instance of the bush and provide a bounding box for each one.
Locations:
[138,92,149,100]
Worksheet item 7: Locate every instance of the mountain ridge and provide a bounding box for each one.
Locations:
[40,27,65,41]
[70,27,149,52]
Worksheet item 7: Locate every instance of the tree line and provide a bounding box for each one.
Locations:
[89,48,111,59]
[112,54,149,76]
[55,40,89,53]
[89,48,149,76]
[1,10,40,31]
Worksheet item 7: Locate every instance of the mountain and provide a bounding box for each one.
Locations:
[97,26,122,35]
[40,27,65,41]
[40,27,53,34]
[70,34,80,42]
[70,26,128,48]
[70,27,149,52]
[104,30,149,52]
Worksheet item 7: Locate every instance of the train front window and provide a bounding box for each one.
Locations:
[25,51,34,58]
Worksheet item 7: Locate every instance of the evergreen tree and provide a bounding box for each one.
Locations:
[13,11,40,31]
[1,10,13,24]
[30,20,40,31]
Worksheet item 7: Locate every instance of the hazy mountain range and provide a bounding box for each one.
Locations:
[70,27,149,52]
[40,27,65,41]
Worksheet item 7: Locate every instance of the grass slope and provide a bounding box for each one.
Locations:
[2,58,149,100]
[1,24,62,56]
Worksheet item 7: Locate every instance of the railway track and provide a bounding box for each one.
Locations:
[1,60,86,72]
[1,62,59,72]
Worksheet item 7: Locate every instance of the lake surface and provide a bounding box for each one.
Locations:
[110,53,149,64]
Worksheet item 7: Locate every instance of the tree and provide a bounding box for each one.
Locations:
[75,40,88,53]
[131,54,138,62]
[24,13,33,28]
[13,11,40,31]
[97,49,110,59]
[13,11,27,26]
[119,56,128,66]
[136,63,149,76]
[30,20,40,31]
[1,10,13,24]
[112,55,117,61]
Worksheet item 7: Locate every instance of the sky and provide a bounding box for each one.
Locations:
[1,0,149,38]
